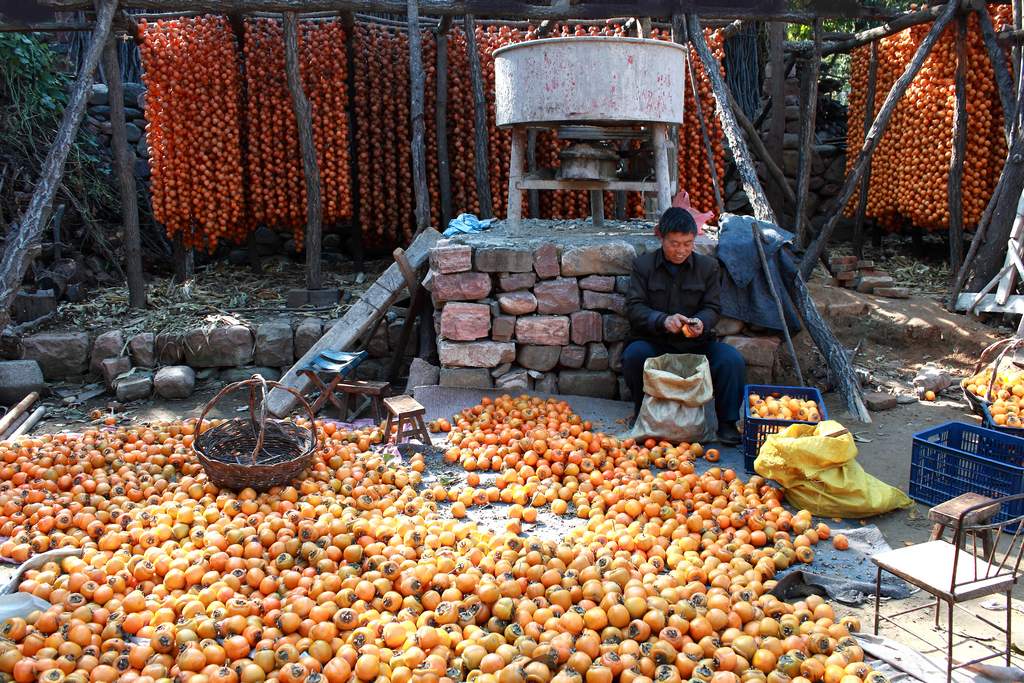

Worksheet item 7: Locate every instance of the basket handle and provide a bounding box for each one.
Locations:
[248,375,270,467]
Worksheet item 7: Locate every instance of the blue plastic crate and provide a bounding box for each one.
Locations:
[741,384,827,472]
[910,422,1024,522]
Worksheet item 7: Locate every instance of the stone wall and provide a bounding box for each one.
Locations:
[84,83,151,182]
[428,236,786,401]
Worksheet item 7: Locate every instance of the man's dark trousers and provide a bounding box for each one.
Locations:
[622,340,746,425]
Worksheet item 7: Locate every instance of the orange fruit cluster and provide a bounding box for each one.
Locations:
[748,393,822,422]
[966,367,1024,427]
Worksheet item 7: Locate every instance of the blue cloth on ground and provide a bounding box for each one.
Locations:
[716,213,802,334]
[443,213,496,237]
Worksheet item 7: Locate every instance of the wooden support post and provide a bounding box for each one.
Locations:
[950,15,968,274]
[977,3,1016,143]
[229,13,261,274]
[652,124,672,213]
[589,190,605,227]
[0,0,116,329]
[341,11,364,267]
[815,5,946,56]
[102,33,145,309]
[435,15,452,228]
[407,0,430,233]
[853,39,878,260]
[507,128,526,230]
[689,15,775,224]
[967,131,1024,292]
[283,12,322,290]
[526,129,540,218]
[171,234,193,283]
[728,88,796,206]
[794,19,820,247]
[767,21,786,214]
[682,18,724,214]
[800,0,958,280]
[464,14,493,218]
[387,247,424,385]
[1015,0,1024,136]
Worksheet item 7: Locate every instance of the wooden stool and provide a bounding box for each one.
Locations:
[929,492,1000,559]
[384,395,431,445]
[333,380,390,423]
[298,350,370,418]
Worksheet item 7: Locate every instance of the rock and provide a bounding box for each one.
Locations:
[134,158,150,178]
[184,325,254,368]
[516,316,570,346]
[491,315,516,342]
[498,272,537,291]
[354,360,384,381]
[89,83,108,106]
[534,278,581,315]
[559,345,586,369]
[533,243,560,279]
[603,314,631,343]
[495,368,531,391]
[429,243,473,274]
[155,333,184,365]
[22,332,90,379]
[874,286,910,299]
[253,226,282,255]
[559,370,617,399]
[388,318,419,357]
[826,301,868,318]
[582,290,627,315]
[905,318,942,342]
[123,82,145,108]
[497,291,538,316]
[367,323,390,357]
[101,356,131,389]
[585,343,609,371]
[615,276,631,294]
[609,342,625,373]
[747,365,773,385]
[490,363,512,378]
[115,373,152,402]
[221,367,281,382]
[12,290,57,323]
[438,340,515,368]
[405,358,440,393]
[570,310,602,346]
[714,317,745,337]
[255,320,294,367]
[0,360,44,405]
[579,275,615,292]
[913,365,952,396]
[431,272,492,302]
[535,372,559,394]
[293,318,323,358]
[475,246,533,273]
[517,345,561,372]
[855,275,895,293]
[128,332,156,368]
[865,392,898,412]
[124,122,142,143]
[440,368,493,389]
[440,302,490,341]
[90,330,125,376]
[154,366,195,399]
[618,377,632,403]
[228,249,249,266]
[560,242,636,276]
[723,335,780,368]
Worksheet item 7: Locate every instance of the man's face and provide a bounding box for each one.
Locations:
[661,230,695,265]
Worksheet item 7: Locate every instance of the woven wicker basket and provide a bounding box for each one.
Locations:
[963,338,1024,433]
[193,376,318,491]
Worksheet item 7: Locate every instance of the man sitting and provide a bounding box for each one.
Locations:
[624,207,746,445]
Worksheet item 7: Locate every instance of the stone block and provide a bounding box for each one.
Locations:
[155,333,184,365]
[475,246,533,273]
[255,320,294,367]
[440,302,491,341]
[579,275,615,292]
[405,358,440,393]
[585,343,609,371]
[440,367,494,389]
[498,272,537,291]
[875,286,910,299]
[533,243,560,279]
[535,278,580,315]
[829,255,857,267]
[368,323,390,357]
[560,242,636,276]
[746,365,773,385]
[609,342,625,373]
[12,290,56,323]
[603,314,631,343]
[914,365,952,395]
[570,310,602,346]
[128,332,156,368]
[714,317,745,337]
[723,335,780,368]
[517,345,561,372]
[615,276,631,294]
[429,243,472,274]
[865,392,897,412]
[498,291,537,315]
[115,373,152,402]
[184,325,254,368]
[855,275,895,293]
[582,290,627,315]
[438,340,515,368]
[490,363,512,378]
[90,330,125,376]
[516,316,570,346]
[535,372,559,394]
[100,356,131,389]
[0,360,44,405]
[495,368,531,392]
[432,272,492,302]
[293,318,323,358]
[154,366,195,399]
[559,345,586,369]
[492,315,516,342]
[618,377,632,403]
[826,301,868,318]
[559,370,617,399]
[22,332,90,379]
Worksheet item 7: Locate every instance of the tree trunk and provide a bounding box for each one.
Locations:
[766,21,786,216]
[800,0,958,280]
[283,11,323,290]
[0,0,117,330]
[977,3,1015,143]
[853,39,878,259]
[968,131,1024,291]
[435,15,452,228]
[408,0,430,233]
[688,14,776,224]
[949,14,968,274]
[795,19,820,247]
[102,33,145,308]
[464,14,492,218]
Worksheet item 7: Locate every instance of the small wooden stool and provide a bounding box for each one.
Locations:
[929,492,1000,559]
[332,379,390,423]
[384,395,431,445]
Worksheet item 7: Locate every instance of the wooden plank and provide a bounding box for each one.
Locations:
[949,15,968,274]
[408,0,430,233]
[956,292,1024,314]
[267,228,440,417]
[464,14,493,218]
[517,178,659,192]
[853,39,878,259]
[794,19,821,247]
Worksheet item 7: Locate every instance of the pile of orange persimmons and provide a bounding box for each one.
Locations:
[0,394,875,683]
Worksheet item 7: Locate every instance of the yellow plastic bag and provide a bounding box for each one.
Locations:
[754,420,913,518]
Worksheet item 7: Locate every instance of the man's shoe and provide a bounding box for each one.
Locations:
[717,423,742,446]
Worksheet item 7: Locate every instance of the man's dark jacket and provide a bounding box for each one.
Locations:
[625,248,721,353]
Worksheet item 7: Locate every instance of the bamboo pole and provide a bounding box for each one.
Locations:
[408,0,430,233]
[0,393,38,437]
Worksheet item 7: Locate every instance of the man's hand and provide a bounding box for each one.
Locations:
[683,318,704,338]
[664,314,687,334]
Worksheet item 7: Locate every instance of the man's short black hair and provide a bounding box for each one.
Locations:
[658,207,698,236]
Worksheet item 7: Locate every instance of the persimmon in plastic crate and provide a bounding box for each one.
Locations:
[742,384,827,472]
